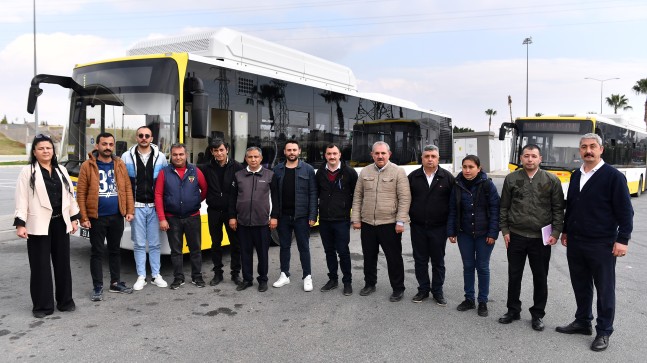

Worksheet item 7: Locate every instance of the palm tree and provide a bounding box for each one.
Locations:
[633,78,647,126]
[485,109,497,132]
[605,94,633,114]
[320,91,348,134]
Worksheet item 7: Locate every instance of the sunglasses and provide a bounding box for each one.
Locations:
[34,133,51,140]
[138,133,151,139]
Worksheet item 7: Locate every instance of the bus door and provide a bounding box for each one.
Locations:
[231,111,250,163]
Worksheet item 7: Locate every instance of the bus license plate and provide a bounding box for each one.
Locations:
[79,227,90,239]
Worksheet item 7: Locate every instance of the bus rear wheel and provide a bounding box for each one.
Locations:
[633,176,643,197]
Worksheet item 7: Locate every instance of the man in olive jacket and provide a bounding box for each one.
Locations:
[352,141,411,302]
[498,144,564,331]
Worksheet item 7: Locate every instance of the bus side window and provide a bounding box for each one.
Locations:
[116,141,127,156]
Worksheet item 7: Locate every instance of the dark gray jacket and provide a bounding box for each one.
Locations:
[229,167,279,227]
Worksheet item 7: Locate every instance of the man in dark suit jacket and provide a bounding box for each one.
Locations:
[556,133,634,352]
[407,145,455,305]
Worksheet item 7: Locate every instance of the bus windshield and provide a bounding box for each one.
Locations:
[350,120,421,166]
[516,119,593,170]
[63,58,179,175]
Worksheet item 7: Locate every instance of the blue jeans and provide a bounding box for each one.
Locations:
[457,232,494,303]
[131,206,161,277]
[277,215,311,278]
[319,220,352,284]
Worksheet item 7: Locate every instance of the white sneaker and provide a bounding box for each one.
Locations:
[273,272,290,288]
[133,275,147,291]
[303,275,313,292]
[151,274,168,288]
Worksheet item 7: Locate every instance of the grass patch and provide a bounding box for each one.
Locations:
[0,133,26,155]
[0,161,28,165]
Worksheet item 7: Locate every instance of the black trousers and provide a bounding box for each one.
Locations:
[361,223,405,292]
[89,214,124,287]
[237,225,270,284]
[208,209,241,277]
[506,232,551,318]
[567,235,617,336]
[411,224,447,294]
[167,215,202,281]
[319,220,352,284]
[27,217,74,315]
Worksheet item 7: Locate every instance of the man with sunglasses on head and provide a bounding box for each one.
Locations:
[121,126,168,291]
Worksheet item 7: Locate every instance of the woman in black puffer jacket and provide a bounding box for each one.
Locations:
[447,155,500,318]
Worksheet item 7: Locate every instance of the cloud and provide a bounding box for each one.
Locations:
[0,32,125,124]
[356,57,647,131]
[0,0,90,23]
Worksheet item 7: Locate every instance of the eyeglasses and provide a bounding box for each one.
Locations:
[34,133,51,140]
[138,133,151,139]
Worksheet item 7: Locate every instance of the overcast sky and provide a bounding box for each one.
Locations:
[1,0,646,131]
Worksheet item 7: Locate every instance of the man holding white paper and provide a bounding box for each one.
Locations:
[498,144,564,331]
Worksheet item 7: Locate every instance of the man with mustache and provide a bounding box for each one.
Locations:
[556,133,634,352]
[155,143,208,290]
[77,132,135,302]
[407,144,455,306]
[315,143,358,295]
[352,141,411,302]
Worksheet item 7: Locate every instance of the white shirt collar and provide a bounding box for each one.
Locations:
[374,161,390,172]
[326,163,341,172]
[580,159,605,174]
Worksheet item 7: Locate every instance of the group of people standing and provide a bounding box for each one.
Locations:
[14,130,632,352]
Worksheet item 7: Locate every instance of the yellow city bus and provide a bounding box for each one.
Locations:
[26,28,452,254]
[499,114,647,197]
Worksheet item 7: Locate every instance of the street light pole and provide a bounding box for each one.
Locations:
[584,77,620,114]
[33,0,38,134]
[523,37,532,117]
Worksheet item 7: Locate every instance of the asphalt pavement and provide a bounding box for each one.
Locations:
[0,166,645,362]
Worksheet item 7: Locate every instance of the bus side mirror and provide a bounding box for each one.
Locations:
[498,122,517,140]
[498,125,507,140]
[27,85,43,114]
[72,98,85,125]
[191,92,208,138]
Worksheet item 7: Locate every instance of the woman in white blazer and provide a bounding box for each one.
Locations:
[14,134,80,318]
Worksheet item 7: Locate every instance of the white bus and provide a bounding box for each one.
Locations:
[27,28,452,253]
